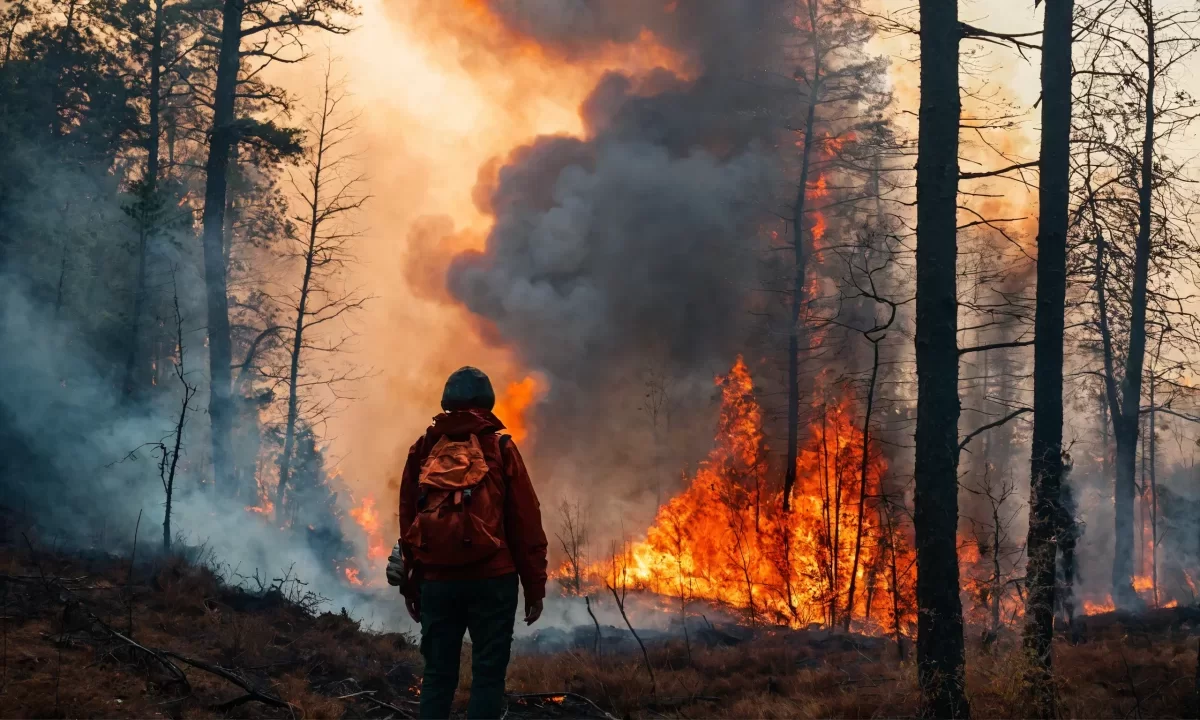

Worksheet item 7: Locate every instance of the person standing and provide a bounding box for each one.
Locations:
[394,366,548,719]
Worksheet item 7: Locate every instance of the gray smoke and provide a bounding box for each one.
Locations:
[434,1,789,520]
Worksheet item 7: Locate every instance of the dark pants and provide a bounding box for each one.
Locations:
[419,573,519,719]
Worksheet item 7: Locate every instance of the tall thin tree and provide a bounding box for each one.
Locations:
[1023,0,1073,713]
[274,64,367,517]
[914,0,969,716]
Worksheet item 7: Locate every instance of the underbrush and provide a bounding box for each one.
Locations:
[0,533,421,719]
[1,525,1197,718]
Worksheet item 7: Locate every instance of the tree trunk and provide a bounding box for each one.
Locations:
[1112,1,1156,610]
[914,1,968,716]
[275,146,324,517]
[844,339,880,631]
[122,0,164,400]
[1022,0,1073,712]
[1113,425,1139,605]
[1149,332,1162,606]
[784,73,820,512]
[199,0,242,497]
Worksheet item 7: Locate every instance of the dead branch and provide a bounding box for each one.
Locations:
[606,543,656,694]
[161,650,290,710]
[959,408,1032,451]
[103,625,190,689]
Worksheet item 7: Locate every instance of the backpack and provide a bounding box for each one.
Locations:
[403,433,509,568]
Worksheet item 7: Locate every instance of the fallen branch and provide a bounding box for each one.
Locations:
[360,692,417,718]
[508,692,619,720]
[161,650,289,710]
[103,625,190,689]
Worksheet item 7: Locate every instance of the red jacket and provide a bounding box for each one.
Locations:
[398,409,548,601]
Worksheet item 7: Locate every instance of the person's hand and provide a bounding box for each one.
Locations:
[405,595,421,623]
[524,598,543,626]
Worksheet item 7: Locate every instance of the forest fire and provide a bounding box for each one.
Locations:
[574,357,916,635]
[494,375,545,443]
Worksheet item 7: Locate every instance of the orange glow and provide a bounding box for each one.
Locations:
[349,496,389,561]
[246,500,274,515]
[573,357,912,633]
[1083,597,1115,615]
[344,567,363,586]
[494,375,546,443]
[804,132,853,258]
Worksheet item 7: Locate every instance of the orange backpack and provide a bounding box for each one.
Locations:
[404,433,508,568]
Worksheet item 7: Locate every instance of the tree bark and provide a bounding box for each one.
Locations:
[1112,0,1156,610]
[199,0,242,497]
[1022,0,1073,713]
[914,1,968,716]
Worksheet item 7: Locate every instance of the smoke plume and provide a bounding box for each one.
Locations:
[428,1,788,522]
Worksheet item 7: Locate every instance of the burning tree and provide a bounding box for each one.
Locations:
[597,357,915,635]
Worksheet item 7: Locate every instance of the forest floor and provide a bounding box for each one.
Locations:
[1,527,1199,719]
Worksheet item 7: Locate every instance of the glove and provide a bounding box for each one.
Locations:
[386,540,405,586]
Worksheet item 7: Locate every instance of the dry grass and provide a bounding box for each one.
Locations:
[0,539,421,719]
[505,623,1200,718]
[1,531,1197,719]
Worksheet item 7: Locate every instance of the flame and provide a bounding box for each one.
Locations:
[349,496,389,561]
[494,375,546,443]
[246,500,274,515]
[804,132,854,256]
[576,357,913,633]
[344,567,363,586]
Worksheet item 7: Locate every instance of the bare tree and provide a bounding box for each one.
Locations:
[199,0,354,498]
[965,467,1024,648]
[1073,0,1200,609]
[606,541,655,694]
[555,500,601,652]
[157,274,197,551]
[273,63,368,517]
[555,500,587,595]
[836,238,902,632]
